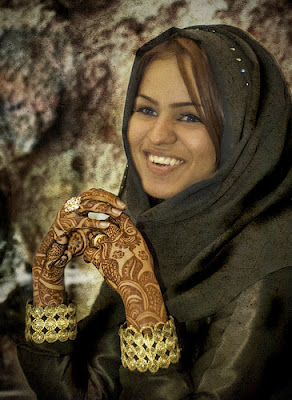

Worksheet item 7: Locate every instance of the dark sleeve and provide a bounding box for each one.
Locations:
[17,284,124,400]
[0,336,37,400]
[119,364,193,399]
[119,267,291,400]
[190,267,291,400]
[17,267,291,400]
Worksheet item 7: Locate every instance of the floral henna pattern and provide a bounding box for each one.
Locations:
[32,188,126,306]
[112,250,125,259]
[138,250,148,260]
[84,213,168,329]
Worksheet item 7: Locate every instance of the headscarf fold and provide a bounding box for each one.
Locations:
[120,25,292,321]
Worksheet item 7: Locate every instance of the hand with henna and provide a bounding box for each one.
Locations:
[83,213,168,330]
[32,188,126,307]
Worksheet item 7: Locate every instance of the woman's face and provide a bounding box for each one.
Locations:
[127,57,217,199]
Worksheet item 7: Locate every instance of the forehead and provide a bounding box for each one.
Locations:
[138,58,185,92]
[137,57,199,104]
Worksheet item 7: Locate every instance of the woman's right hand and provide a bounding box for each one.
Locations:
[32,188,126,306]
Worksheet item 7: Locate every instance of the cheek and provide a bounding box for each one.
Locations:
[184,131,216,164]
[127,117,143,151]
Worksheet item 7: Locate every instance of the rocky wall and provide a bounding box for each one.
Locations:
[0,0,291,334]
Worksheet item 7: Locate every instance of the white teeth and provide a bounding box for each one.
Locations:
[148,154,183,166]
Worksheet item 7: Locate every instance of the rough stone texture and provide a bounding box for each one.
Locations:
[0,0,291,329]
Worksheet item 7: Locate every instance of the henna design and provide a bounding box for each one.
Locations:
[33,228,67,306]
[68,230,88,256]
[138,250,148,260]
[83,213,168,330]
[112,250,125,259]
[32,188,126,306]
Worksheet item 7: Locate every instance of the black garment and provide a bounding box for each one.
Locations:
[18,25,291,399]
[17,268,292,399]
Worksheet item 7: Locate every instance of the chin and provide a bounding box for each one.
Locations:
[143,184,179,200]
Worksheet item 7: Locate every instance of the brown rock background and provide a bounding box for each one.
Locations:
[0,0,291,333]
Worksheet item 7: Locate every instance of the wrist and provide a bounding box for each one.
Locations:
[125,295,168,330]
[126,308,168,330]
[33,287,67,307]
[33,273,67,306]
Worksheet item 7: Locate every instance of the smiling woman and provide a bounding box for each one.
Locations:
[18,25,291,400]
[128,55,218,199]
[133,36,225,164]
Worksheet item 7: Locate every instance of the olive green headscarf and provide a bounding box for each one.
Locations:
[120,25,291,321]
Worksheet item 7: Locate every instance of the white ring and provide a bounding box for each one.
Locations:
[64,196,82,213]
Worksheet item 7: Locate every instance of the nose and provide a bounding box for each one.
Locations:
[147,115,177,145]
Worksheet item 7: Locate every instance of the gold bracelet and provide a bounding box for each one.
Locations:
[25,301,77,344]
[119,316,180,373]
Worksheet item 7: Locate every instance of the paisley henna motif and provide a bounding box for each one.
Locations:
[83,213,168,330]
[32,188,126,306]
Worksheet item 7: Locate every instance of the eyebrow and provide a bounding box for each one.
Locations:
[137,94,201,108]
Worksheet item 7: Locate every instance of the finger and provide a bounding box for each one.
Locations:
[83,247,95,264]
[61,190,126,222]
[75,216,110,230]
[89,232,108,247]
[103,222,122,240]
[83,248,104,277]
[53,212,111,243]
[108,213,133,232]
[68,230,88,256]
[82,248,92,264]
[52,249,73,268]
[83,222,121,245]
[78,200,123,218]
[61,195,82,214]
[80,188,126,210]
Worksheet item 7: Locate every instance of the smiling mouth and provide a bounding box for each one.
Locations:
[147,153,184,166]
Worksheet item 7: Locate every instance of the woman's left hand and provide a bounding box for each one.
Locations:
[83,213,168,330]
[32,188,126,306]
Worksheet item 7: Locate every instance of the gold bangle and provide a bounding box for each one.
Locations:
[119,316,180,373]
[25,301,77,344]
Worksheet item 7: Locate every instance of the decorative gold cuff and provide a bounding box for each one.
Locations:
[25,301,77,344]
[119,316,180,373]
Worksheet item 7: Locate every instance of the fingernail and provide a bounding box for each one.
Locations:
[99,221,110,228]
[88,212,109,221]
[117,199,126,209]
[112,208,122,216]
